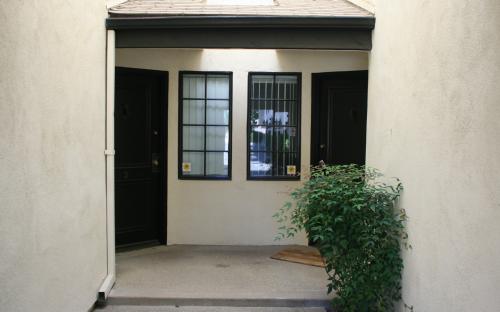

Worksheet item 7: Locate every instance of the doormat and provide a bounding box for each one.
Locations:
[271,246,326,268]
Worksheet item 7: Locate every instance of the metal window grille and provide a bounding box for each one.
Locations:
[247,73,301,180]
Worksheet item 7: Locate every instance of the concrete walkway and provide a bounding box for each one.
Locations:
[106,245,332,308]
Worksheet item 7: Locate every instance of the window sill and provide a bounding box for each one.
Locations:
[247,176,301,181]
[178,175,231,181]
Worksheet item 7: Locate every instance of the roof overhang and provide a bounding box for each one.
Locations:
[106,15,375,50]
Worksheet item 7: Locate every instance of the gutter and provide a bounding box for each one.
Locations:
[98,29,116,303]
[106,15,375,30]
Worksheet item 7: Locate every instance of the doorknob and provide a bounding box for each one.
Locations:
[152,153,160,172]
[320,144,326,149]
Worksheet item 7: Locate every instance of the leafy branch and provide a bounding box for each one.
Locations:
[275,164,407,312]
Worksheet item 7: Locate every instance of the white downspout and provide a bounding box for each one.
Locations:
[99,29,116,302]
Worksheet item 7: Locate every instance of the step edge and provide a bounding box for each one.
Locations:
[106,297,331,308]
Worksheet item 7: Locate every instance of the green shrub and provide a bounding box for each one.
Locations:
[274,164,407,312]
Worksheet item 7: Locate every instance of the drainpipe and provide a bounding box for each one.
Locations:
[98,29,116,302]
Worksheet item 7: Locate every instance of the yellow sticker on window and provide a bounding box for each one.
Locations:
[182,162,192,173]
[286,165,297,176]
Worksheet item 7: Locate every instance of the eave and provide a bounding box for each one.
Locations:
[106,14,375,50]
[106,15,375,30]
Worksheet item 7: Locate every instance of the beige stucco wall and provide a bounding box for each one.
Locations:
[116,49,368,245]
[367,1,500,311]
[0,1,107,311]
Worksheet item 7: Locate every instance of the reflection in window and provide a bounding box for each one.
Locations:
[248,73,301,179]
[179,72,232,179]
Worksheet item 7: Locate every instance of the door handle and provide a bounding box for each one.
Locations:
[152,153,160,172]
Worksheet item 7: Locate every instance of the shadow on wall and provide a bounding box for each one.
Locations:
[116,49,369,74]
[276,50,369,72]
[116,48,204,71]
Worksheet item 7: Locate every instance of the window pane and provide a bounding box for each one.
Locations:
[251,75,273,100]
[206,152,228,176]
[249,152,272,177]
[206,100,229,125]
[183,126,204,150]
[250,100,274,126]
[183,75,205,98]
[250,126,272,152]
[207,75,230,99]
[206,126,228,151]
[273,152,298,177]
[274,101,298,126]
[275,76,297,100]
[183,152,204,175]
[183,100,205,125]
[274,127,298,152]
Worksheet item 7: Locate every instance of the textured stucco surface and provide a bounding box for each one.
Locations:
[116,49,368,245]
[0,1,108,311]
[367,1,500,311]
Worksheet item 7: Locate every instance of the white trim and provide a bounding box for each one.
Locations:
[99,29,116,301]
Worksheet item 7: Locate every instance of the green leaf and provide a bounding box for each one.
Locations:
[272,164,406,311]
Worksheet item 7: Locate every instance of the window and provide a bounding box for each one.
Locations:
[179,72,232,180]
[247,73,301,180]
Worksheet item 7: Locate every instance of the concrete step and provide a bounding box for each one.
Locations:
[104,296,330,308]
[95,305,327,312]
[106,246,333,311]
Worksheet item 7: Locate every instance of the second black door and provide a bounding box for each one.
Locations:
[115,67,168,247]
[311,71,368,166]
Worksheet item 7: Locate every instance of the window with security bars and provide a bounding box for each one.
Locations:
[179,72,232,179]
[248,73,301,180]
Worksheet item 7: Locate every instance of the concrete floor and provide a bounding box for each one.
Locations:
[106,245,332,308]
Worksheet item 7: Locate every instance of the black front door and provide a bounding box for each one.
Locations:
[115,67,168,247]
[311,71,368,166]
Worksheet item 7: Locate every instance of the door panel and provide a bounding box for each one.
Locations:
[115,88,151,165]
[115,67,167,247]
[311,71,368,166]
[115,180,154,244]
